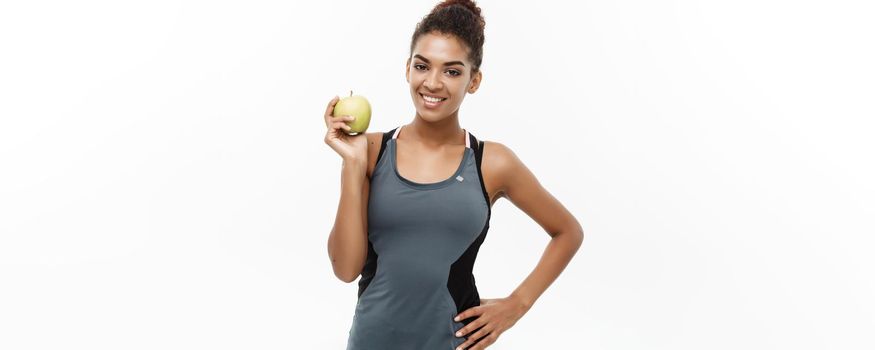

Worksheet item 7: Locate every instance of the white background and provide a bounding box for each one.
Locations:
[1,0,873,349]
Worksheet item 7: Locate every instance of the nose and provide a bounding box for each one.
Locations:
[423,69,443,91]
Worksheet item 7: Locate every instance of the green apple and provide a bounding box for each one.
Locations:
[332,90,371,135]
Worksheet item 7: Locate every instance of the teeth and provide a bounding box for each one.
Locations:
[422,94,446,103]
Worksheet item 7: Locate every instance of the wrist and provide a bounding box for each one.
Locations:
[342,157,366,169]
[341,159,367,179]
[508,292,534,312]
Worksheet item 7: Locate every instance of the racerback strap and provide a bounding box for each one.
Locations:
[375,127,397,168]
[469,133,489,210]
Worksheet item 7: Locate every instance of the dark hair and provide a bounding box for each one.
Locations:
[409,0,486,75]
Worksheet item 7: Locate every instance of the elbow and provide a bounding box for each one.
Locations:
[567,230,583,248]
[550,226,583,249]
[327,238,361,284]
[335,270,359,284]
[326,231,366,283]
[565,223,584,248]
[331,263,361,283]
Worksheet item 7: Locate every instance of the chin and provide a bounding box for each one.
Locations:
[417,111,440,121]
[416,110,445,122]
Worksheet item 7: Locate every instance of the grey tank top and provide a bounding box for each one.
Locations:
[346,125,492,350]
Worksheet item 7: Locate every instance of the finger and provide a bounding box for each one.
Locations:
[457,326,491,350]
[332,121,352,132]
[456,317,486,338]
[326,115,354,130]
[329,115,356,124]
[469,332,498,350]
[323,96,340,120]
[455,306,485,321]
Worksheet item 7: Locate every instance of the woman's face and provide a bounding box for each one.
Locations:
[406,32,482,122]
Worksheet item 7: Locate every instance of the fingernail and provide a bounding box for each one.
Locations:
[455,331,462,337]
[454,316,460,321]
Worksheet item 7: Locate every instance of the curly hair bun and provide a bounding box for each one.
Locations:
[433,0,485,29]
[411,0,487,73]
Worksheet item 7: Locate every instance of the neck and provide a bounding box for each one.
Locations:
[404,112,465,148]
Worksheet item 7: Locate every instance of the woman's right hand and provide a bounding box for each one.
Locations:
[323,95,368,166]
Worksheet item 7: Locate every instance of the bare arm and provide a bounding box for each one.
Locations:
[496,142,584,308]
[322,95,370,283]
[452,141,585,349]
[326,160,369,283]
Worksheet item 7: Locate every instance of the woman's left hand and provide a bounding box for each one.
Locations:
[453,295,531,349]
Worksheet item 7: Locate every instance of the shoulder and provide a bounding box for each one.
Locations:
[365,131,383,148]
[365,131,388,179]
[481,140,520,170]
[480,140,524,194]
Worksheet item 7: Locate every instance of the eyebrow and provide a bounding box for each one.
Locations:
[414,54,465,67]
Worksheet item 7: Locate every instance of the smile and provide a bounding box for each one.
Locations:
[420,93,447,107]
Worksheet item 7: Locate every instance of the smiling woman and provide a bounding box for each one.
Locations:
[323,1,585,350]
[404,0,485,122]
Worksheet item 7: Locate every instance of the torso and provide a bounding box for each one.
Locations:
[365,131,503,207]
[350,127,492,349]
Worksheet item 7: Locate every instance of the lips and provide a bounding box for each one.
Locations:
[420,93,446,100]
[419,93,447,108]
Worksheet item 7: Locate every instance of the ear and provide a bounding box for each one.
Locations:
[468,69,482,94]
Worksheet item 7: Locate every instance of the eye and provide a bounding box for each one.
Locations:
[414,63,461,77]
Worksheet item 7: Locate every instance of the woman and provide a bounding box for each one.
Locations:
[323,1,584,349]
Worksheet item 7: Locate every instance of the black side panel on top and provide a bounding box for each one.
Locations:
[356,240,378,298]
[447,133,492,327]
[446,223,489,322]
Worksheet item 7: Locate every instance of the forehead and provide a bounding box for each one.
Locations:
[412,32,469,63]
